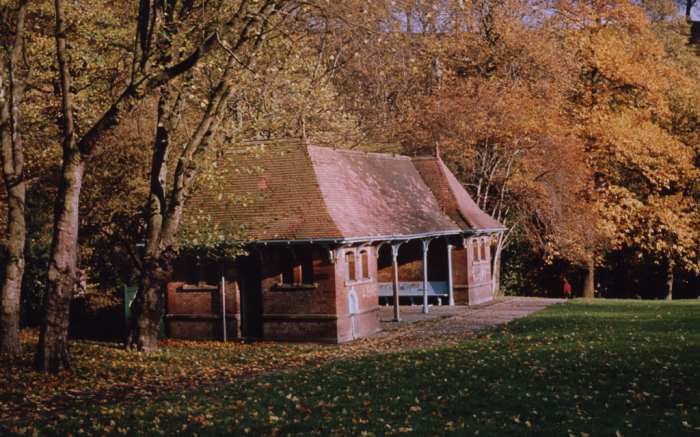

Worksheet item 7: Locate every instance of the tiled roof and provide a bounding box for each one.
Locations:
[308,146,460,239]
[412,157,505,231]
[189,142,504,242]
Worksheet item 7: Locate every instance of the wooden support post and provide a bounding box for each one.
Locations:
[220,275,227,342]
[422,239,430,314]
[447,243,455,306]
[391,243,401,322]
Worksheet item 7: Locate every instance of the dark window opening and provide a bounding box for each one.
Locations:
[281,262,302,285]
[280,248,315,287]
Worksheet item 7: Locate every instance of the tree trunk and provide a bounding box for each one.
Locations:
[36,154,84,372]
[132,259,168,351]
[583,255,595,298]
[0,181,25,355]
[0,0,29,356]
[492,236,503,297]
[131,75,232,351]
[665,261,674,301]
[492,253,502,297]
[36,0,83,372]
[128,3,278,351]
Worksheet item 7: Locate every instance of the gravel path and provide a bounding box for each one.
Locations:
[356,297,565,351]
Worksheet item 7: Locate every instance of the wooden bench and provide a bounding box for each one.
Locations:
[378,281,449,298]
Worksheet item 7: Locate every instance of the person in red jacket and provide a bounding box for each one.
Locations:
[562,277,573,299]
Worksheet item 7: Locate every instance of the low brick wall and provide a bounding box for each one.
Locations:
[262,315,338,342]
[166,315,240,340]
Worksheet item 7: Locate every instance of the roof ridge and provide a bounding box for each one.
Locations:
[413,157,467,231]
[306,144,412,161]
[432,157,475,229]
[435,158,506,231]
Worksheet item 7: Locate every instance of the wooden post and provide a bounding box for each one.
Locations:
[447,243,454,306]
[391,243,401,322]
[220,274,227,342]
[422,239,430,314]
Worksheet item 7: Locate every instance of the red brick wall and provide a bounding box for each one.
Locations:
[452,245,470,304]
[165,277,240,340]
[260,246,340,342]
[466,237,494,305]
[335,246,381,342]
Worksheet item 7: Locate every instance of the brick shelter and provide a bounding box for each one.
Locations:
[165,142,505,343]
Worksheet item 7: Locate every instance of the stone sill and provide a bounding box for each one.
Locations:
[345,278,373,286]
[178,284,218,293]
[271,283,319,291]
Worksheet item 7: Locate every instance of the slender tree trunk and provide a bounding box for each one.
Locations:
[0,182,25,355]
[492,252,502,296]
[491,233,504,297]
[665,261,674,301]
[583,254,595,298]
[0,0,29,356]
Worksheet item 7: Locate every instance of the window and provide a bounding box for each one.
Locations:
[280,249,315,286]
[275,248,317,290]
[480,239,486,261]
[472,240,479,261]
[345,251,356,281]
[360,249,370,279]
[292,264,303,284]
[282,262,303,285]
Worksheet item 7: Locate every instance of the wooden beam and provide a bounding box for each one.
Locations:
[447,243,455,306]
[220,275,227,342]
[422,239,430,314]
[391,243,401,322]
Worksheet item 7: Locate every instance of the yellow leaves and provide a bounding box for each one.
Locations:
[589,109,695,190]
[589,25,666,89]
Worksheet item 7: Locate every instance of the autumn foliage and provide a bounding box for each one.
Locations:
[0,0,698,372]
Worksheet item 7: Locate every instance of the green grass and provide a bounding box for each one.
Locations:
[14,300,700,435]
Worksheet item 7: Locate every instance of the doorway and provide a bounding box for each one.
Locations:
[237,254,263,340]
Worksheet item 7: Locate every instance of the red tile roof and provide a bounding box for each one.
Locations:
[189,142,504,242]
[412,157,505,231]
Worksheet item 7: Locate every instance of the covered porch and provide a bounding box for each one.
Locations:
[374,233,495,322]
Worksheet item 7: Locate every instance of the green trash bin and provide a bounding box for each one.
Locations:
[123,285,165,339]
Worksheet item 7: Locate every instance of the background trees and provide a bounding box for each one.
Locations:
[0,0,698,370]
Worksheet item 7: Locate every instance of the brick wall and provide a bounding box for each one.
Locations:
[164,236,497,343]
[335,246,381,342]
[260,246,343,342]
[165,277,240,340]
[465,237,494,305]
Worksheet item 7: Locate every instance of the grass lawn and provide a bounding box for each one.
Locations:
[2,299,700,436]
